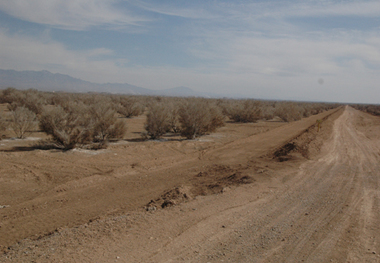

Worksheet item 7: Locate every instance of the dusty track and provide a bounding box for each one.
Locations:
[0,107,336,249]
[2,106,380,262]
[146,106,379,263]
[179,106,380,263]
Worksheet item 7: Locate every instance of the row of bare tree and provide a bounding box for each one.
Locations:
[0,88,338,149]
[351,104,380,116]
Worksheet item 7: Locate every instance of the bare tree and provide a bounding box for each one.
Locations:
[179,99,224,139]
[167,101,181,133]
[117,96,144,118]
[145,102,170,139]
[10,106,36,139]
[226,100,262,123]
[90,102,127,143]
[39,105,92,149]
[274,102,303,122]
[0,115,7,139]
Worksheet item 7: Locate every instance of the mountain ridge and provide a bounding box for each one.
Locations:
[0,69,212,97]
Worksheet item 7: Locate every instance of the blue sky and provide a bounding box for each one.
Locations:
[0,0,380,103]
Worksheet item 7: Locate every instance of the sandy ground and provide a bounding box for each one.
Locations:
[1,106,379,262]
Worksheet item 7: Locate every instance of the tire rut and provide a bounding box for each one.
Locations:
[176,106,380,262]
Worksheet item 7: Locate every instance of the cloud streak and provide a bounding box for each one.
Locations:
[1,1,380,103]
[0,0,148,30]
[0,29,124,81]
[289,1,380,18]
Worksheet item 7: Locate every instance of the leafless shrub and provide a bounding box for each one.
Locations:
[3,89,45,115]
[226,100,262,123]
[302,103,325,118]
[39,105,92,149]
[179,99,224,139]
[215,99,230,117]
[351,104,380,116]
[21,91,45,115]
[108,120,127,140]
[144,102,170,139]
[50,93,75,107]
[261,102,276,120]
[90,102,126,143]
[0,115,7,139]
[117,96,144,118]
[10,106,36,139]
[274,101,339,121]
[79,93,106,105]
[166,101,182,133]
[274,102,304,122]
[0,87,20,104]
[38,100,126,149]
[7,102,18,112]
[0,116,5,130]
[209,106,225,131]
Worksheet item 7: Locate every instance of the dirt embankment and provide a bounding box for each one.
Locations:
[271,106,343,161]
[147,107,343,211]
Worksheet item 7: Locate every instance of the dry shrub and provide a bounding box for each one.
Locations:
[0,116,5,130]
[108,121,127,140]
[168,108,180,133]
[274,102,304,122]
[145,102,170,139]
[117,96,144,118]
[39,105,92,149]
[226,100,262,123]
[302,105,312,118]
[79,93,107,106]
[10,106,36,139]
[3,89,45,115]
[50,93,74,107]
[352,104,380,116]
[7,102,18,112]
[90,102,126,143]
[0,87,20,104]
[166,100,182,133]
[261,102,276,120]
[274,101,338,121]
[179,99,224,139]
[38,92,129,149]
[21,90,45,115]
[0,115,7,139]
[39,99,127,149]
[302,103,325,117]
[59,99,86,114]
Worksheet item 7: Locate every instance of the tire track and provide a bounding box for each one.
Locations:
[150,106,380,262]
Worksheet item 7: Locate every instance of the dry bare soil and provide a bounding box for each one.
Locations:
[1,106,380,262]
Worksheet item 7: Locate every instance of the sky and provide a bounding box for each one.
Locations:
[0,0,380,103]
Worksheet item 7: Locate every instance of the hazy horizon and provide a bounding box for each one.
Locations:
[0,1,380,103]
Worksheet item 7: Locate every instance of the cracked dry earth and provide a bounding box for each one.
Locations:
[1,106,380,262]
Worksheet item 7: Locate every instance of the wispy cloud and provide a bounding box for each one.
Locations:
[1,26,380,103]
[1,1,380,103]
[0,0,149,30]
[131,0,219,19]
[0,29,123,80]
[287,0,380,18]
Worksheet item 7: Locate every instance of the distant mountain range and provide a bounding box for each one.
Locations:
[0,69,219,98]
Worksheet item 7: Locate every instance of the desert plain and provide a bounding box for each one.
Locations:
[1,104,380,262]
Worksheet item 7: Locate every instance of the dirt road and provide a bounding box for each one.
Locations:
[178,106,380,263]
[2,106,380,262]
[146,106,379,263]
